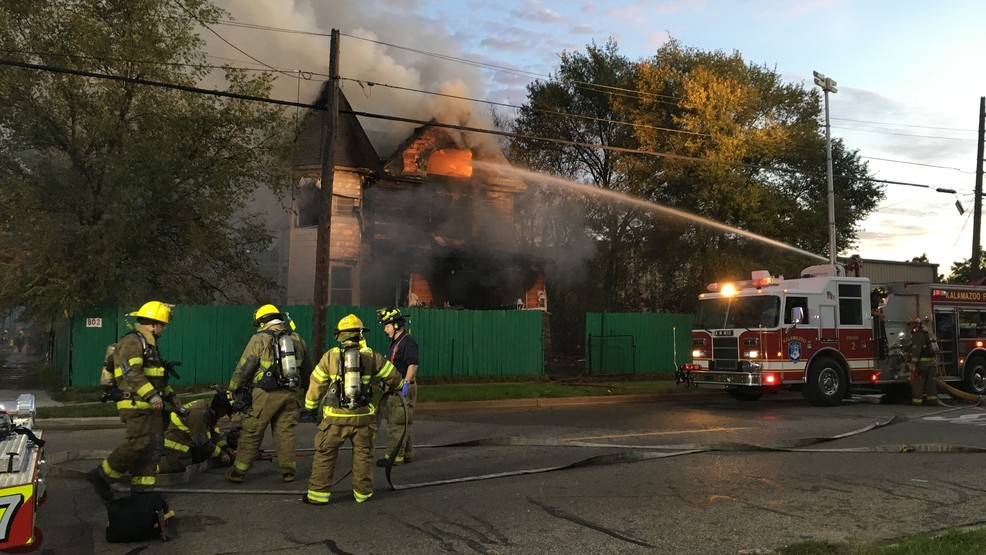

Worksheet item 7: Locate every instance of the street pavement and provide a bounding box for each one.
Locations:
[7,349,986,554]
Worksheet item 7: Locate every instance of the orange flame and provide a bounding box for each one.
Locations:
[427,148,473,177]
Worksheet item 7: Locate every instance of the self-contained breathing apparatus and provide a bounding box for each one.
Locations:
[256,328,301,390]
[322,342,372,412]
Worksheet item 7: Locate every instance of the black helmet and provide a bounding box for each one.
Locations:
[376,307,407,327]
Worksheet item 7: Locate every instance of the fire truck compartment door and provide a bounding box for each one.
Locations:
[820,305,837,340]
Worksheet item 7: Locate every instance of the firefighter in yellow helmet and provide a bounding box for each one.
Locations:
[302,314,404,505]
[87,301,179,501]
[375,307,419,467]
[907,316,939,406]
[226,304,311,483]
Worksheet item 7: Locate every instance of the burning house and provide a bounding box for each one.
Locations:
[285,89,548,312]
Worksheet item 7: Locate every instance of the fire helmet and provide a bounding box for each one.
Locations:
[907,316,922,327]
[254,304,282,326]
[376,307,407,327]
[129,301,173,324]
[334,314,367,337]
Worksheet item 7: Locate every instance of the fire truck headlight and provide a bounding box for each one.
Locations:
[743,349,759,359]
[692,349,707,358]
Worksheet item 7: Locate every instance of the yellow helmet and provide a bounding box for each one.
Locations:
[335,314,366,334]
[129,301,173,324]
[254,304,281,326]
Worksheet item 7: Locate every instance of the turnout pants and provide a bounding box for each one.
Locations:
[233,388,300,474]
[100,409,166,491]
[910,360,937,402]
[382,382,417,459]
[306,422,377,503]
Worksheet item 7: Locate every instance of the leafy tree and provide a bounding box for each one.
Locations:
[506,39,644,314]
[0,0,294,321]
[621,40,881,308]
[504,39,882,325]
[945,251,985,284]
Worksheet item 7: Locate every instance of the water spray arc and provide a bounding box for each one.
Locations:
[474,161,827,262]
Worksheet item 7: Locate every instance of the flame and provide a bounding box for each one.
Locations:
[427,148,473,177]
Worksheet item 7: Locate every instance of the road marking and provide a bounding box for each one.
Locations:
[565,426,750,441]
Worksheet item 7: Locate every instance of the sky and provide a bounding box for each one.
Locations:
[208,0,986,278]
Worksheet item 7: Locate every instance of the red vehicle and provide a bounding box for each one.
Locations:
[677,263,983,405]
[0,394,46,552]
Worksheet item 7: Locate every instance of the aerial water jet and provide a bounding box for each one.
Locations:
[474,160,827,263]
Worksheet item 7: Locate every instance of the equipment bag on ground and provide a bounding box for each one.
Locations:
[105,492,171,542]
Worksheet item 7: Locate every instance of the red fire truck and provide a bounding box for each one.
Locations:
[676,263,986,405]
[0,394,46,551]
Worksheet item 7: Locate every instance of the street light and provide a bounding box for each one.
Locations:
[813,70,838,265]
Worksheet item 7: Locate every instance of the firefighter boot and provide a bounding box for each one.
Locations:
[86,468,114,502]
[225,469,246,483]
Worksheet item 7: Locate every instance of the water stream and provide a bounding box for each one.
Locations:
[474,160,827,262]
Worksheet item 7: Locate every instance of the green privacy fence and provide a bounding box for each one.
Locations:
[57,305,545,387]
[585,312,694,375]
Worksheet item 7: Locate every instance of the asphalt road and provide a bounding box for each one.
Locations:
[25,390,986,555]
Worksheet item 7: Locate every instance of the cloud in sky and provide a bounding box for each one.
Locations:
[208,0,986,276]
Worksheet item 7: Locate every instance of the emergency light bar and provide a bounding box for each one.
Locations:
[706,271,783,293]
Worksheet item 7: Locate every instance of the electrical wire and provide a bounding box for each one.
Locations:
[0,56,973,196]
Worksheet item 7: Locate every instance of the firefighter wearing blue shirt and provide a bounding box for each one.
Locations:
[375,307,419,467]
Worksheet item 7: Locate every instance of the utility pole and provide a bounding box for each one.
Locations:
[972,96,985,279]
[813,70,838,265]
[312,29,340,357]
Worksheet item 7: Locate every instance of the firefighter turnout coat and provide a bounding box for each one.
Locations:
[303,345,403,504]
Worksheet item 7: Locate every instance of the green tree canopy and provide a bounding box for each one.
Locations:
[505,39,882,318]
[0,0,295,321]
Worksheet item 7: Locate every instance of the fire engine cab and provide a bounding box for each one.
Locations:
[677,263,984,405]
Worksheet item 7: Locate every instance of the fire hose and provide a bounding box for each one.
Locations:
[48,408,986,496]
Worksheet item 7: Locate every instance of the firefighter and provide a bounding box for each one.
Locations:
[226,304,310,483]
[375,307,419,467]
[907,316,938,406]
[302,314,405,505]
[158,389,236,474]
[871,287,889,359]
[87,301,179,501]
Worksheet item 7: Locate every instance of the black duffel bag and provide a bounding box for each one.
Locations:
[105,492,171,542]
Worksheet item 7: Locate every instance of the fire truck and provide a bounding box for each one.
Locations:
[676,263,986,405]
[0,394,46,552]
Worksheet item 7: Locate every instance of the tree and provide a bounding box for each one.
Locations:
[504,39,882,319]
[506,39,645,314]
[620,40,881,308]
[945,251,985,284]
[0,0,294,321]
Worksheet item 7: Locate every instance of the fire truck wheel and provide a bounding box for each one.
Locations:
[962,356,986,395]
[726,388,763,401]
[804,356,847,407]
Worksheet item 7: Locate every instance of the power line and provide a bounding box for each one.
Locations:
[0,56,971,197]
[3,43,973,175]
[833,116,976,132]
[175,2,303,81]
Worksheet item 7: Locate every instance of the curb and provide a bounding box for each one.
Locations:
[38,391,714,429]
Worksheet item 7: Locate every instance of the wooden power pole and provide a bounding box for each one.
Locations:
[973,97,985,279]
[312,29,340,357]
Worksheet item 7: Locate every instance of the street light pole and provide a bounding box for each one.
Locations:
[813,70,838,265]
